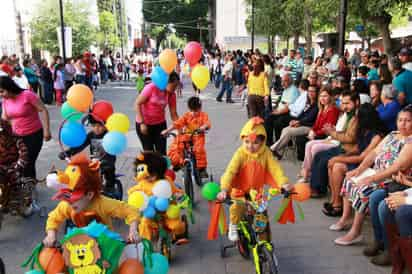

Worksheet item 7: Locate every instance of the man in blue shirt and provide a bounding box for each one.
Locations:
[377,85,401,131]
[391,56,412,106]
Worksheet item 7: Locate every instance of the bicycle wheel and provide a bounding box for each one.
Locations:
[237,230,250,259]
[257,244,279,274]
[191,159,202,187]
[184,165,195,203]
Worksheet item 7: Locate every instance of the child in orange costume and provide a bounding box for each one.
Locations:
[217,117,290,242]
[128,152,187,243]
[162,96,211,178]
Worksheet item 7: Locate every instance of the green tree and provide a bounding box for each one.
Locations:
[143,0,208,46]
[30,0,97,57]
[97,11,120,49]
[350,0,412,54]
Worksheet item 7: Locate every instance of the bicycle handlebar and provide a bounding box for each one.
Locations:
[164,129,208,138]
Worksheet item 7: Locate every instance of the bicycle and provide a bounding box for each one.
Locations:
[165,129,207,204]
[219,188,295,274]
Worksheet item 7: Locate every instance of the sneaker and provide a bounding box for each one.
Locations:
[226,99,235,104]
[216,97,223,102]
[198,169,209,179]
[228,223,239,242]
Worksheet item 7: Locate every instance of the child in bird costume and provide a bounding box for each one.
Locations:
[163,96,211,178]
[217,117,289,241]
[128,151,187,243]
[43,153,139,247]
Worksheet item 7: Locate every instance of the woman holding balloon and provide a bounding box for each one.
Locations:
[0,76,51,179]
[135,72,180,155]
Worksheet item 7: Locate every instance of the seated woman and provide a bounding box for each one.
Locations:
[369,80,382,108]
[380,181,412,274]
[322,104,387,216]
[299,90,359,183]
[270,85,318,159]
[331,107,412,246]
[295,86,339,161]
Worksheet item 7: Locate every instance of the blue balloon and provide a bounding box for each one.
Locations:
[148,196,157,207]
[155,197,169,212]
[25,270,45,274]
[163,156,172,168]
[60,121,87,148]
[102,132,127,156]
[151,66,168,90]
[145,253,169,274]
[143,206,156,219]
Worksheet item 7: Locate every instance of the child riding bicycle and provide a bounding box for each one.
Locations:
[43,154,139,247]
[128,151,188,244]
[59,114,117,196]
[217,117,291,242]
[162,96,211,178]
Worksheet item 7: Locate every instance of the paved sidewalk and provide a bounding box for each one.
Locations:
[0,80,390,274]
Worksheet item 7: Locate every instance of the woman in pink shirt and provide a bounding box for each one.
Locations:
[0,76,51,179]
[134,72,180,154]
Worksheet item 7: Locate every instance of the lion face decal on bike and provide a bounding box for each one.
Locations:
[63,234,105,273]
[135,164,149,181]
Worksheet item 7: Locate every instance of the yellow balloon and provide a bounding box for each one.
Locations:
[128,191,145,209]
[106,113,130,133]
[159,49,178,74]
[166,204,180,219]
[191,64,210,90]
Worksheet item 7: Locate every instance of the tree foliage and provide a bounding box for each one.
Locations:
[30,0,96,57]
[143,0,208,46]
[97,11,120,50]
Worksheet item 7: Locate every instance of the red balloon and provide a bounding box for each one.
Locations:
[184,41,202,66]
[91,100,114,122]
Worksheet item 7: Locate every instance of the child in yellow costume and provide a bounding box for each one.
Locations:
[128,151,187,243]
[217,117,290,241]
[43,153,140,247]
[162,96,211,178]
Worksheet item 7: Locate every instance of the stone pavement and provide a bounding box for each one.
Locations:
[0,80,390,274]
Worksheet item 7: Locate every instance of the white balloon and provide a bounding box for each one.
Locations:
[152,179,172,199]
[46,173,66,190]
[139,192,149,212]
[118,243,144,265]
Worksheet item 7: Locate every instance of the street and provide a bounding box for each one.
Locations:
[0,80,390,274]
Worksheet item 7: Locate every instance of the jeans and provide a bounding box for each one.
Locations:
[216,79,233,101]
[309,146,343,194]
[380,202,412,237]
[41,81,53,104]
[214,74,222,89]
[264,113,291,146]
[369,189,388,248]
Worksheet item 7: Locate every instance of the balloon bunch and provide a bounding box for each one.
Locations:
[128,179,173,219]
[184,41,210,90]
[151,49,178,90]
[59,84,130,156]
[59,84,94,148]
[274,183,311,224]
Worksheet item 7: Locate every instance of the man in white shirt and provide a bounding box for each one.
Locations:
[216,54,234,103]
[325,47,339,73]
[12,65,29,89]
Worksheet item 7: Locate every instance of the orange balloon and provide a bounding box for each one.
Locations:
[159,49,177,74]
[118,258,144,274]
[67,84,94,112]
[292,183,311,202]
[38,247,65,274]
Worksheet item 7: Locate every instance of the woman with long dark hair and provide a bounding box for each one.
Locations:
[247,58,269,118]
[0,76,51,180]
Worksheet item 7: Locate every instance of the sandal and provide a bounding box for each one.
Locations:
[323,202,332,210]
[322,206,343,217]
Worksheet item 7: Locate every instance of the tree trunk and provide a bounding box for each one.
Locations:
[286,36,290,50]
[369,12,393,55]
[267,36,272,54]
[293,33,299,50]
[304,2,312,56]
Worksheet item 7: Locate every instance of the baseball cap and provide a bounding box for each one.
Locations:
[52,188,86,203]
[399,48,412,56]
